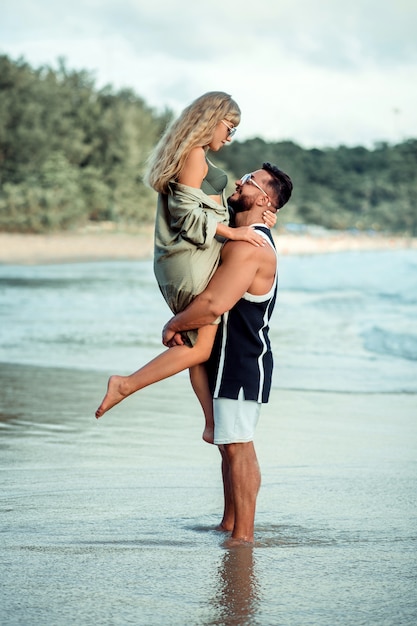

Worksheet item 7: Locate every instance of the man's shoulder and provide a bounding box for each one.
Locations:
[223,235,275,263]
[222,238,259,260]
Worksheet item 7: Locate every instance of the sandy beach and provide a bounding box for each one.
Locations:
[0,226,415,264]
[1,363,416,625]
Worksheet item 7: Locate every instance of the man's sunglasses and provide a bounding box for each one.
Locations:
[240,173,268,196]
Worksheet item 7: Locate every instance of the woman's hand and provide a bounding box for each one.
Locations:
[263,209,277,228]
[229,226,266,247]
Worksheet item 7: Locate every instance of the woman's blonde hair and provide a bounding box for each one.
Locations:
[144,91,241,194]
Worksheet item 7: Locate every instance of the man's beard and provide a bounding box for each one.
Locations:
[227,194,252,217]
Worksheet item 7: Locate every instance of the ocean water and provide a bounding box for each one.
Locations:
[1,249,416,392]
[1,249,416,626]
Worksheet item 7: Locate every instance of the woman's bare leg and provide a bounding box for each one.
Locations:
[95,324,218,419]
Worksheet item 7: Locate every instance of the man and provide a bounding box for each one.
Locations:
[162,163,293,546]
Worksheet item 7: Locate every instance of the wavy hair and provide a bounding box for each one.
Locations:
[144,91,241,194]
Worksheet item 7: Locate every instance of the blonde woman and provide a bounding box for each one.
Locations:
[96,92,276,443]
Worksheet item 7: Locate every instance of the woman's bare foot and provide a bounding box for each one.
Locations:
[95,375,129,419]
[202,424,215,445]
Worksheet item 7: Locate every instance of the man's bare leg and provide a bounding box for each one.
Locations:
[95,325,217,419]
[222,442,261,547]
[215,445,235,532]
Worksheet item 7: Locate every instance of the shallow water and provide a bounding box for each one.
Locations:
[1,250,416,625]
[1,364,416,625]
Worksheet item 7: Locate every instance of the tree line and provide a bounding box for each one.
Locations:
[1,55,416,235]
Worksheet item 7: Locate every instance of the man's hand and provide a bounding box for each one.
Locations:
[162,320,185,347]
[160,240,262,345]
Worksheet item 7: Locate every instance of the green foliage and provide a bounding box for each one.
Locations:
[0,55,416,234]
[219,138,417,235]
[0,152,87,231]
[0,55,169,232]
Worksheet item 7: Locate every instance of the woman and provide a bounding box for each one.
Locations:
[95,92,275,443]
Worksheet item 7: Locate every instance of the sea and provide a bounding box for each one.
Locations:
[1,248,416,625]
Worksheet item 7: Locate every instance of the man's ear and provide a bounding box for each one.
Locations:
[256,195,270,209]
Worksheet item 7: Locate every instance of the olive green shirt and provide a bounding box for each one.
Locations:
[153,182,229,345]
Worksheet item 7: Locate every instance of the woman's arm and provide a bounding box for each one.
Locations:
[178,147,208,187]
[176,148,275,247]
[215,222,267,247]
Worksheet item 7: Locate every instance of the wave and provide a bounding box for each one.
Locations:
[362,326,417,361]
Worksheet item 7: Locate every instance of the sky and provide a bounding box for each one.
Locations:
[2,0,417,148]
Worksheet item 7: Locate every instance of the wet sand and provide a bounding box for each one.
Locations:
[0,227,415,265]
[1,363,416,625]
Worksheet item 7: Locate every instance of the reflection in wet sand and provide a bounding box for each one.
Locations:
[209,546,260,625]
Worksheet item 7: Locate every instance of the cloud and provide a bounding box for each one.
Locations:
[2,0,417,147]
[4,0,417,65]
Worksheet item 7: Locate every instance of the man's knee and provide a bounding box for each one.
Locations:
[223,441,254,460]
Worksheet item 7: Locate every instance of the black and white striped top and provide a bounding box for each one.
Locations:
[206,225,278,404]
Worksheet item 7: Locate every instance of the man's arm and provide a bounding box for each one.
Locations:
[162,241,260,346]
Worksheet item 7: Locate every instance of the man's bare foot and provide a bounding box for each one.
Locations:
[222,537,254,549]
[214,522,233,533]
[95,375,129,419]
[202,424,214,444]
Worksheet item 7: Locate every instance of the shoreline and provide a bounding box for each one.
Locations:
[0,226,415,265]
